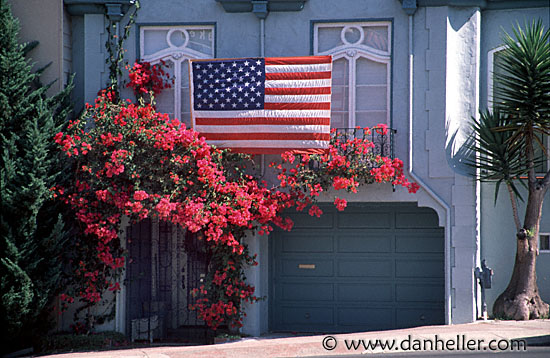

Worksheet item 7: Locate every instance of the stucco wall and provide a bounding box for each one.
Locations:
[8,0,66,95]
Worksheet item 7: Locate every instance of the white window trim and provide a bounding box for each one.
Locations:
[487,45,506,109]
[139,25,215,124]
[313,21,391,128]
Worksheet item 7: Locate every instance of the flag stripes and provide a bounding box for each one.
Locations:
[190,55,332,154]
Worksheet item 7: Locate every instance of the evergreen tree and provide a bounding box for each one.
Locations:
[0,1,73,352]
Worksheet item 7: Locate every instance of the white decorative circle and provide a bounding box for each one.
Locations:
[340,25,364,46]
[166,29,189,49]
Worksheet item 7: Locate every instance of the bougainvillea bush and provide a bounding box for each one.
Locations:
[54,61,418,331]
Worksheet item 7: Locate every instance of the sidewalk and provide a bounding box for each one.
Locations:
[43,320,550,358]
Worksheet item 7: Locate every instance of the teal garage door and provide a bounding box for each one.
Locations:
[270,203,445,333]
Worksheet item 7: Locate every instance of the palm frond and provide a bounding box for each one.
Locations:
[494,20,550,139]
[466,109,527,202]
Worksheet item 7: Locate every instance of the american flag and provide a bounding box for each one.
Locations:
[189,56,332,154]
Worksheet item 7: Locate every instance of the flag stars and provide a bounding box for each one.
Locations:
[193,58,265,111]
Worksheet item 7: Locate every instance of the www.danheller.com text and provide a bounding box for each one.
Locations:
[321,335,527,352]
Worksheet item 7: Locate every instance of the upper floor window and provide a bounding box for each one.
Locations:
[139,25,215,127]
[313,21,391,129]
[488,46,549,174]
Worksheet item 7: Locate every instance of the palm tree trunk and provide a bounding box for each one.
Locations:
[492,183,549,319]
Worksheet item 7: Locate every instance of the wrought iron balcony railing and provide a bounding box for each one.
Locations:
[331,127,396,159]
[301,127,396,171]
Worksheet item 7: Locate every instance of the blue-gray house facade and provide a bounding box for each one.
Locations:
[61,0,549,337]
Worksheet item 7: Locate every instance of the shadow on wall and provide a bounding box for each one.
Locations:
[446,127,476,177]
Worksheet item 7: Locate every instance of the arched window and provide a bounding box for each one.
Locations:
[139,25,215,128]
[313,21,391,129]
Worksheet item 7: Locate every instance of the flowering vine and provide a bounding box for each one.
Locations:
[126,60,172,97]
[55,61,418,331]
[271,125,419,220]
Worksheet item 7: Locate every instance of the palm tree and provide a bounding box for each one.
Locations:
[471,20,550,319]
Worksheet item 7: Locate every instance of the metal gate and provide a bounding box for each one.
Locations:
[126,219,211,342]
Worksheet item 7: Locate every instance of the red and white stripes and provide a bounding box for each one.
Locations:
[191,56,332,154]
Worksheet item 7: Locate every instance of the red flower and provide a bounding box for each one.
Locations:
[334,197,347,211]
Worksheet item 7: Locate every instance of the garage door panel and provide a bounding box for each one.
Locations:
[282,283,334,301]
[337,234,392,253]
[395,211,439,228]
[396,307,445,328]
[281,258,333,277]
[287,211,334,229]
[337,212,391,229]
[281,306,334,325]
[338,307,394,329]
[338,259,392,277]
[338,283,392,302]
[271,203,445,333]
[396,283,444,302]
[395,233,444,253]
[395,259,444,278]
[281,234,333,253]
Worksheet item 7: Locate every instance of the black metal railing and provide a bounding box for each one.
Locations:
[331,127,395,158]
[302,127,396,171]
